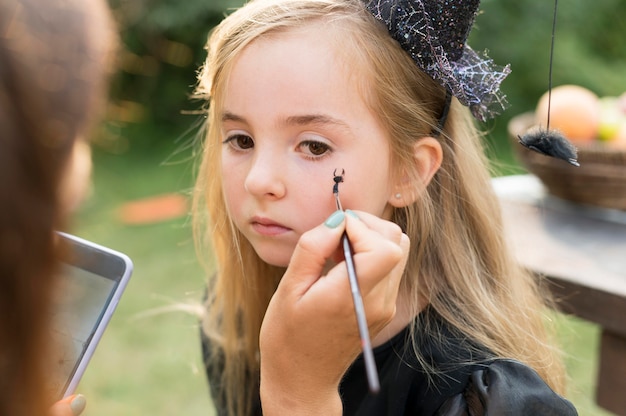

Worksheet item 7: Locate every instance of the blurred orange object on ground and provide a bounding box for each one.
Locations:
[118,193,188,225]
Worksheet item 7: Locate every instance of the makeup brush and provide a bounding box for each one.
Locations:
[332,169,380,394]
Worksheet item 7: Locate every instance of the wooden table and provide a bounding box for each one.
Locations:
[493,174,626,416]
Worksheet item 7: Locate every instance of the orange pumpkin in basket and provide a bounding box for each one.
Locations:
[535,85,600,143]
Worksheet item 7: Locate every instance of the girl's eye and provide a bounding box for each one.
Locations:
[224,134,254,150]
[300,140,331,157]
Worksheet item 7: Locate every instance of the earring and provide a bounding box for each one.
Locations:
[394,193,402,199]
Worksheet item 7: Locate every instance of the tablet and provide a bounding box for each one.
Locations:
[46,232,133,400]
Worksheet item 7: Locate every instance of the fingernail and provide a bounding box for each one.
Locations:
[70,394,86,415]
[324,210,345,228]
[345,209,359,219]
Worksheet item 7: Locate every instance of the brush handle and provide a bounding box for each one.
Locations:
[341,232,380,394]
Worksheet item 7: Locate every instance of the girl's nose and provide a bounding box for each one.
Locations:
[244,153,286,199]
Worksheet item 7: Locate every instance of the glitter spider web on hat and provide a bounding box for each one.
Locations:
[364,0,511,122]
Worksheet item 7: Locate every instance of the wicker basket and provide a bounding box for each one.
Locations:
[508,112,626,210]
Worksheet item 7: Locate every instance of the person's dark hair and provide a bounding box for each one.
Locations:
[0,0,115,413]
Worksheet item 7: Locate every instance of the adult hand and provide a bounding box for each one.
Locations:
[49,394,87,416]
[259,210,409,415]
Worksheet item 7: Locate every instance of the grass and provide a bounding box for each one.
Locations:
[557,315,614,416]
[71,130,214,415]
[72,124,611,415]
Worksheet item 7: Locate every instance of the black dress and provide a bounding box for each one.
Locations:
[201,308,578,415]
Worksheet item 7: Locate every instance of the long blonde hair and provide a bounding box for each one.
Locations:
[193,1,565,415]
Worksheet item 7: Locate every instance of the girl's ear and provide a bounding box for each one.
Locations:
[388,136,443,207]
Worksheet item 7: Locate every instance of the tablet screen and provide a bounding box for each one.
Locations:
[45,233,132,399]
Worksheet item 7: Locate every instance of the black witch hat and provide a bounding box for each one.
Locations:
[364,0,511,122]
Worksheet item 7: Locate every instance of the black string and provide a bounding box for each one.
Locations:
[547,0,558,130]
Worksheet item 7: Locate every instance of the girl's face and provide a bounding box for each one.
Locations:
[220,25,398,267]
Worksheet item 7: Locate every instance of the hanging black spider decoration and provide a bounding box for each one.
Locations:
[517,0,580,168]
[518,129,579,167]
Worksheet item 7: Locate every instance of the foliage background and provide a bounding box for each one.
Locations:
[101,0,626,155]
[75,0,625,415]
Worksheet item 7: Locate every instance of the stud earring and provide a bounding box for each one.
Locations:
[394,193,402,199]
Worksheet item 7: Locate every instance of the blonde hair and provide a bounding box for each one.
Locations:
[193,1,566,414]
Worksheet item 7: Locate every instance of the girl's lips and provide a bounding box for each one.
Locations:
[250,217,291,236]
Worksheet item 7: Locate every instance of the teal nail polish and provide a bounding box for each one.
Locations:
[324,210,345,228]
[70,394,87,415]
[345,209,359,219]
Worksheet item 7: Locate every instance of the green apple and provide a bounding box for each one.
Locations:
[607,121,626,150]
[598,96,624,141]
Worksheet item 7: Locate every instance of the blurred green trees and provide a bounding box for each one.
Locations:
[472,0,626,116]
[103,0,626,152]
[100,0,246,151]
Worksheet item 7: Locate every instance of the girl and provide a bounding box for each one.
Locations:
[192,0,577,414]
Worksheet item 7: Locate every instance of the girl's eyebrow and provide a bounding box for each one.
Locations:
[284,114,350,129]
[221,111,350,130]
[221,111,245,123]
